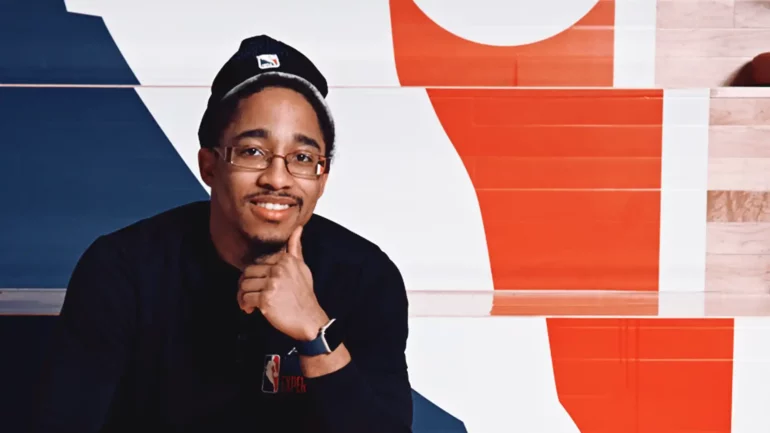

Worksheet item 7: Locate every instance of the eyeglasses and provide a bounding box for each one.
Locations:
[213,145,328,179]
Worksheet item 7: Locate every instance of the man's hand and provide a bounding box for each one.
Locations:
[237,226,329,341]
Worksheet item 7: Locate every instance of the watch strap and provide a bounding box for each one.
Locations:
[297,318,340,356]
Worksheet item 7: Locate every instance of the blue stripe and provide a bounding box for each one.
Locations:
[412,389,468,432]
[0,87,208,287]
[0,0,138,84]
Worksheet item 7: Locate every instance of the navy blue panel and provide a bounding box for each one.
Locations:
[412,389,468,433]
[0,0,138,84]
[0,87,208,288]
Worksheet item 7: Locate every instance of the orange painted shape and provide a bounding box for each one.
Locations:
[427,89,664,294]
[471,92,664,127]
[390,0,615,86]
[473,156,661,189]
[484,219,660,291]
[476,190,659,223]
[427,89,664,158]
[475,125,663,158]
[547,318,734,433]
[475,191,661,292]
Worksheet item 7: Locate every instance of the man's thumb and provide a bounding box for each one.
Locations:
[288,225,304,260]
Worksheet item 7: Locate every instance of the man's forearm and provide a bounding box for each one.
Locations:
[300,343,352,378]
[302,359,413,433]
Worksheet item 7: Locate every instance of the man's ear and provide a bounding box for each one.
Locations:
[198,148,216,188]
[317,173,329,198]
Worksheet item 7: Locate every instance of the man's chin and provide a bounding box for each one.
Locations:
[242,231,289,260]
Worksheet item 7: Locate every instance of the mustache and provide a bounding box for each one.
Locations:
[244,191,304,206]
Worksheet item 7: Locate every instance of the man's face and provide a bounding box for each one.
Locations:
[199,86,329,249]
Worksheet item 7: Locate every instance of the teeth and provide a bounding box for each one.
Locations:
[256,202,290,211]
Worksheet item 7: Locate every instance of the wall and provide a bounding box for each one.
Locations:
[1,1,770,433]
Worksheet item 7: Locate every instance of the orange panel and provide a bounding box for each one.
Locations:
[471,93,664,127]
[480,191,661,291]
[547,318,734,433]
[484,220,660,291]
[427,89,664,296]
[473,156,661,189]
[476,190,660,223]
[390,0,615,86]
[475,125,663,158]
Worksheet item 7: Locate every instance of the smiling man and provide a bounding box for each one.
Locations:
[34,35,413,433]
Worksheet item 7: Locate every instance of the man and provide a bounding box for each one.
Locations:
[34,35,413,433]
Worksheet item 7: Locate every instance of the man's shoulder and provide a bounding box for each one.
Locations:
[95,200,209,253]
[304,213,390,264]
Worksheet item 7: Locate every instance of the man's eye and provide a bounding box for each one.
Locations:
[293,152,318,164]
[239,147,265,157]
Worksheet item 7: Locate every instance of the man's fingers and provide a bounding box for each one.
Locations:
[239,276,268,292]
[287,225,304,261]
[242,264,272,279]
[240,291,262,312]
[238,277,279,313]
[238,281,264,310]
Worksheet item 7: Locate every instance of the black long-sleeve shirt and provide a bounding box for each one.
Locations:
[33,200,413,433]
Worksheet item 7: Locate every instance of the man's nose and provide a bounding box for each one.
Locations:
[256,156,293,190]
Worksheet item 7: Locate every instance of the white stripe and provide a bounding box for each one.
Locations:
[732,317,770,433]
[63,0,100,16]
[406,317,579,433]
[613,0,657,87]
[658,89,710,316]
[134,87,212,192]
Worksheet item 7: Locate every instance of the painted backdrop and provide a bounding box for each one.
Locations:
[2,1,770,432]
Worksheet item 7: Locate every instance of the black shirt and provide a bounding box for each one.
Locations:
[33,200,413,432]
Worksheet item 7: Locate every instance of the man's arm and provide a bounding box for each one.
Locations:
[302,251,413,433]
[34,236,136,433]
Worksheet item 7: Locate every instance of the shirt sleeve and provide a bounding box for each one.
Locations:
[33,235,137,433]
[304,250,413,433]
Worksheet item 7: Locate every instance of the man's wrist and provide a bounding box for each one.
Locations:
[301,309,331,342]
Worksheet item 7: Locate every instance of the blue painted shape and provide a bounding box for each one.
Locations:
[412,389,468,433]
[0,0,138,84]
[0,87,208,287]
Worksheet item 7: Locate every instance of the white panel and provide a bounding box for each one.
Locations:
[317,88,494,297]
[406,317,580,433]
[732,318,770,433]
[614,0,657,87]
[658,89,710,316]
[63,0,100,16]
[407,291,495,317]
[78,0,400,87]
[135,88,211,192]
[412,0,598,46]
[138,86,495,300]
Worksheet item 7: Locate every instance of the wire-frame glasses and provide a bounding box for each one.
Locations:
[213,145,328,179]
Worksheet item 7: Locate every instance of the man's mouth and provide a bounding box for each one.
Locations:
[254,202,293,211]
[247,194,302,222]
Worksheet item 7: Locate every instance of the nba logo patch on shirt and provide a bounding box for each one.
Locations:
[257,54,280,69]
[262,354,281,394]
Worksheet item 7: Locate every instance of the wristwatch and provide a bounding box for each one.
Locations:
[297,318,342,356]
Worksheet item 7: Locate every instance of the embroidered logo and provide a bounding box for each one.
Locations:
[262,354,281,393]
[257,54,280,69]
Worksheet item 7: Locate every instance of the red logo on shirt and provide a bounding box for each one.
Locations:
[262,354,281,393]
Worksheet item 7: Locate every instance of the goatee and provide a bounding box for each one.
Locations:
[242,237,286,264]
